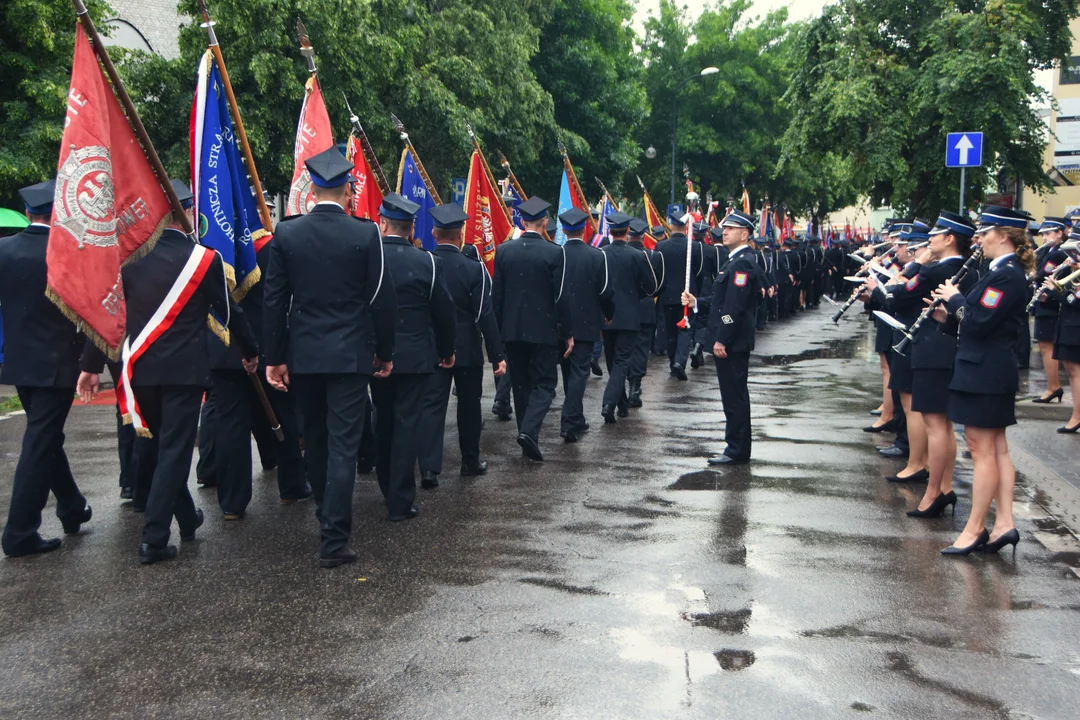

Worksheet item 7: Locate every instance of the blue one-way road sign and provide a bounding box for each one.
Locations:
[946,132,983,168]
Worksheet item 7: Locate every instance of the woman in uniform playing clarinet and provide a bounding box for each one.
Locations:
[930,206,1034,556]
[1041,255,1080,432]
[1030,218,1069,403]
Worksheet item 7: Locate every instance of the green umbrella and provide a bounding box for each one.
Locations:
[0,208,29,229]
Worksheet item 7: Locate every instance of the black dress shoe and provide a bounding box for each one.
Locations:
[1057,422,1080,434]
[602,405,617,424]
[196,476,217,488]
[563,432,580,443]
[138,543,178,565]
[61,503,92,536]
[1031,387,1064,404]
[886,468,929,483]
[690,344,702,368]
[590,358,603,377]
[180,508,205,541]
[707,455,748,466]
[517,433,543,461]
[617,405,630,418]
[280,485,314,504]
[421,471,440,489]
[319,546,358,568]
[356,459,375,475]
[5,535,62,558]
[980,528,1020,555]
[941,530,989,557]
[492,402,513,421]
[461,460,488,476]
[119,486,134,501]
[629,395,643,409]
[387,505,420,522]
[878,444,908,458]
[907,491,957,518]
[671,364,687,381]
[863,419,898,433]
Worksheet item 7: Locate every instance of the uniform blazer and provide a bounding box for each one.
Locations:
[432,243,503,367]
[210,240,273,371]
[703,246,759,353]
[491,231,573,345]
[601,240,657,331]
[1033,246,1069,318]
[562,238,615,342]
[1052,284,1080,348]
[945,255,1027,395]
[382,236,456,374]
[263,203,396,374]
[655,233,704,306]
[895,257,976,370]
[629,240,664,326]
[0,224,83,387]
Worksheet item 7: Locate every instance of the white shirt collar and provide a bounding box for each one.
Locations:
[939,255,963,263]
[728,245,749,258]
[29,222,50,229]
[315,201,344,210]
[991,253,1015,270]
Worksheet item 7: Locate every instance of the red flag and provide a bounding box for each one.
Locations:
[463,150,512,274]
[345,134,383,221]
[286,76,333,216]
[741,187,751,214]
[46,24,172,356]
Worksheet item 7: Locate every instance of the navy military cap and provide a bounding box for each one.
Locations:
[783,237,797,247]
[18,180,55,215]
[170,179,194,210]
[379,192,421,221]
[753,234,768,244]
[430,203,469,230]
[888,218,913,238]
[590,209,601,219]
[518,197,551,221]
[692,222,709,237]
[546,217,558,235]
[559,207,590,232]
[628,218,649,236]
[650,225,666,237]
[607,211,633,230]
[668,204,687,223]
[974,205,1032,233]
[929,210,975,238]
[304,147,354,188]
[709,227,723,242]
[1038,216,1068,233]
[721,209,755,231]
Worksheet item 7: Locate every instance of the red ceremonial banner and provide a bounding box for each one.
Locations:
[46,24,171,356]
[345,134,383,221]
[463,150,512,274]
[286,76,333,216]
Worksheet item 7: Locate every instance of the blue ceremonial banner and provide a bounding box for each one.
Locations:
[191,51,262,300]
[555,169,573,246]
[505,182,524,230]
[397,148,437,250]
[592,196,614,247]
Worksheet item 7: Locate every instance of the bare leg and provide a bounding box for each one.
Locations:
[1039,341,1061,396]
[989,430,1015,541]
[949,426,998,548]
[1064,361,1080,427]
[918,412,955,510]
[897,392,927,476]
[877,353,894,422]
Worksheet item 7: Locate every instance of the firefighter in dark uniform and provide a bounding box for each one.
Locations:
[491,197,573,460]
[751,234,774,330]
[417,203,506,485]
[651,225,670,356]
[825,239,846,299]
[600,212,657,421]
[0,180,93,557]
[262,148,397,568]
[1040,241,1080,433]
[655,207,704,380]
[79,180,259,564]
[766,234,782,320]
[781,236,801,317]
[688,222,716,369]
[626,218,664,407]
[557,207,614,440]
[1030,217,1069,403]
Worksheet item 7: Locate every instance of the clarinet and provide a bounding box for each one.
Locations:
[830,248,898,323]
[1027,258,1080,312]
[893,247,983,354]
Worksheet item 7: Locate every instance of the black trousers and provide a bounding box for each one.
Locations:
[663,305,693,368]
[106,360,135,489]
[756,294,768,329]
[767,291,779,321]
[370,373,428,516]
[418,365,484,474]
[196,387,217,484]
[1,387,86,555]
[357,390,376,470]
[494,369,512,406]
[602,329,637,410]
[560,339,594,435]
[714,352,752,461]
[777,284,793,320]
[132,385,203,547]
[652,303,667,354]
[504,341,559,441]
[630,324,654,380]
[293,373,369,555]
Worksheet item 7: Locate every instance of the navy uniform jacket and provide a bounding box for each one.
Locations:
[382,236,455,374]
[628,239,664,326]
[696,241,720,303]
[263,203,396,374]
[562,238,615,342]
[784,246,803,281]
[776,245,792,284]
[655,234,704,307]
[1051,284,1080,348]
[492,231,572,345]
[209,241,273,371]
[703,246,759,353]
[432,243,503,367]
[0,224,83,388]
[895,257,975,370]
[944,255,1027,395]
[601,240,658,331]
[1033,246,1069,319]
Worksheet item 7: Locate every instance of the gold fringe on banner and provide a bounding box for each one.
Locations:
[207,314,231,347]
[231,264,261,303]
[121,213,170,268]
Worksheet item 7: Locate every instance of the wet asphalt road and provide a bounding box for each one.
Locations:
[1,307,1079,719]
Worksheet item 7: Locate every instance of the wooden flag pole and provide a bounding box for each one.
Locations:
[342,94,391,195]
[390,113,442,205]
[465,121,512,225]
[594,177,621,212]
[496,150,529,200]
[558,141,596,238]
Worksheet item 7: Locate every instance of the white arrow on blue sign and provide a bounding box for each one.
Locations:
[945,132,983,168]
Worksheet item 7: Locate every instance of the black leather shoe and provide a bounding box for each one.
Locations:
[387,505,420,522]
[319,546,358,568]
[261,459,279,472]
[517,433,543,461]
[590,358,603,377]
[119,486,134,501]
[863,419,898,433]
[180,508,205,541]
[492,402,512,421]
[617,405,630,418]
[138,543,178,565]
[980,528,1020,555]
[1031,388,1064,404]
[61,503,92,536]
[563,432,580,443]
[707,455,748,466]
[602,405,617,424]
[907,491,957,518]
[878,444,908,458]
[1057,422,1080,434]
[421,471,440,489]
[690,344,703,369]
[197,476,217,488]
[887,468,929,483]
[461,460,487,476]
[671,364,687,381]
[280,485,314,504]
[629,393,643,408]
[356,458,374,475]
[941,530,989,557]
[5,535,62,558]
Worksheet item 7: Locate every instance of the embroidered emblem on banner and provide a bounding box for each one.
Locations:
[55,144,118,249]
[980,287,1002,309]
[734,271,747,287]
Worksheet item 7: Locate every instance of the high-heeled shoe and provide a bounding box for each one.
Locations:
[869,408,883,416]
[980,528,1020,555]
[907,491,957,518]
[887,468,929,483]
[941,529,989,556]
[863,419,898,433]
[1032,388,1064,404]
[1057,422,1080,434]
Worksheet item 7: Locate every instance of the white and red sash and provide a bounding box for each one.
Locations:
[118,245,217,437]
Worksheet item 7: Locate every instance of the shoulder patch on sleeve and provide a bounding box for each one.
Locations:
[905,276,919,291]
[980,287,1003,309]
[1046,261,1057,273]
[956,306,965,322]
[734,271,748,287]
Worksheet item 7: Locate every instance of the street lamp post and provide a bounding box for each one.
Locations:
[670,66,719,207]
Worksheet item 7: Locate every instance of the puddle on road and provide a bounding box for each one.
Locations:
[668,470,751,491]
[800,623,956,650]
[713,649,755,671]
[682,608,752,634]
[884,651,1015,719]
[519,577,608,596]
[759,337,861,366]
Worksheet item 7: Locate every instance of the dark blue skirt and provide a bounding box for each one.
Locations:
[911,369,951,414]
[947,390,1016,428]
[1034,316,1057,342]
[888,347,914,393]
[874,319,892,353]
[1053,343,1080,363]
